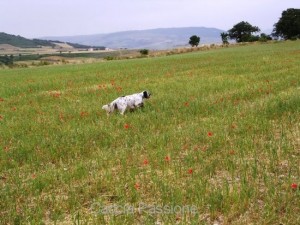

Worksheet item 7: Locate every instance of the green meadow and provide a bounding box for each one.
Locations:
[0,41,299,224]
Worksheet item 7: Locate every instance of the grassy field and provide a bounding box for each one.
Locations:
[0,41,299,224]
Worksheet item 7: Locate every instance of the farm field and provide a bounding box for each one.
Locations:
[0,41,300,224]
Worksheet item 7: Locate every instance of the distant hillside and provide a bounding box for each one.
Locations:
[0,32,55,48]
[42,27,225,50]
[0,32,105,49]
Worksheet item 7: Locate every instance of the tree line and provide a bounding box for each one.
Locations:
[0,55,14,66]
[189,8,300,47]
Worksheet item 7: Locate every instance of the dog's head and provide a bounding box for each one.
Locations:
[102,104,112,113]
[142,90,151,99]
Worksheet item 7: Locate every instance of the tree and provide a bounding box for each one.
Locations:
[259,33,272,42]
[220,32,229,45]
[228,21,260,42]
[273,8,300,40]
[139,49,149,56]
[189,35,200,47]
[0,55,13,66]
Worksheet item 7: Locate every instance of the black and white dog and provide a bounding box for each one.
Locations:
[102,90,151,115]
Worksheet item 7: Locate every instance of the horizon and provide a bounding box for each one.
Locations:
[0,25,275,40]
[40,26,226,39]
[0,0,299,39]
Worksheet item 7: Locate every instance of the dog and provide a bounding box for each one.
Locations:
[102,90,151,115]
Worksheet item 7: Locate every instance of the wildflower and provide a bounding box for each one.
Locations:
[0,98,4,102]
[208,132,213,137]
[32,174,36,179]
[165,156,171,162]
[291,183,298,190]
[116,86,122,92]
[4,146,9,152]
[50,91,61,98]
[53,92,60,98]
[11,107,17,111]
[143,159,149,165]
[231,123,237,129]
[80,111,89,117]
[184,102,189,107]
[229,150,235,155]
[134,183,140,190]
[124,124,130,129]
[188,168,193,174]
[0,115,3,120]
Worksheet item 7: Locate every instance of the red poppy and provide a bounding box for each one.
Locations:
[231,123,237,129]
[124,124,130,129]
[134,183,140,190]
[165,156,171,162]
[184,102,189,107]
[80,111,89,117]
[0,98,4,102]
[143,159,149,165]
[11,107,17,111]
[4,146,9,152]
[291,183,298,189]
[0,115,3,120]
[32,174,36,179]
[188,168,193,174]
[229,150,235,155]
[207,132,213,137]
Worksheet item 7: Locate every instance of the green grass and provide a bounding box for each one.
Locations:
[0,41,300,224]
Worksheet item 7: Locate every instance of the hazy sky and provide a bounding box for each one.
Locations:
[1,0,299,38]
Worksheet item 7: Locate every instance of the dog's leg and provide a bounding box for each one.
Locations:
[118,105,127,115]
[137,102,144,108]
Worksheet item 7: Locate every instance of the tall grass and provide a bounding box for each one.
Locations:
[0,41,299,224]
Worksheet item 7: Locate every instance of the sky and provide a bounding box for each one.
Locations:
[1,0,299,38]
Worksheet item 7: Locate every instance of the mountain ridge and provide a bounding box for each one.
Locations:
[41,27,225,50]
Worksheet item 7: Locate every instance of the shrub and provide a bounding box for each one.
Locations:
[139,49,149,56]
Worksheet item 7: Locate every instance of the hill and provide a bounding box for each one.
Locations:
[42,27,225,49]
[0,32,55,48]
[0,32,105,49]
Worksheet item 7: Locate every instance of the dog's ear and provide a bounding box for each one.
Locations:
[143,91,151,98]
